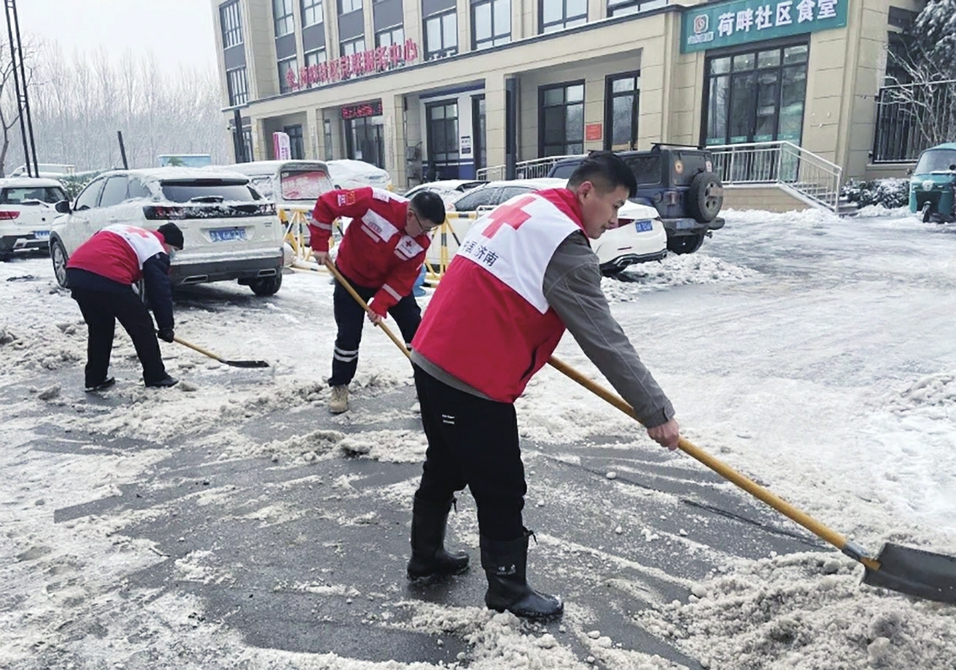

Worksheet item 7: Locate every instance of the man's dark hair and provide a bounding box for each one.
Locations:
[157,222,184,250]
[410,190,447,227]
[567,151,637,198]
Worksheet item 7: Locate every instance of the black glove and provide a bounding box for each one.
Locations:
[158,328,175,343]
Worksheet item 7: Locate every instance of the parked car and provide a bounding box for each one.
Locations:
[404,179,488,207]
[441,178,666,275]
[548,145,724,255]
[909,143,956,223]
[218,160,334,209]
[327,159,393,191]
[49,168,286,296]
[0,177,69,261]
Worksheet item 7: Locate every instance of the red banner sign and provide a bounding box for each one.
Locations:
[341,101,383,120]
[287,39,420,91]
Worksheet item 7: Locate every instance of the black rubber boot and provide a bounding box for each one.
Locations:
[481,529,563,619]
[406,495,469,582]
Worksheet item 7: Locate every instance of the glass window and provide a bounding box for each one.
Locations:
[606,72,640,151]
[284,125,305,159]
[339,0,362,13]
[99,176,129,208]
[540,0,587,34]
[704,42,808,146]
[324,118,334,160]
[128,178,151,200]
[341,36,365,56]
[539,82,585,156]
[278,56,297,93]
[426,101,459,178]
[473,0,511,50]
[273,0,295,36]
[0,186,67,204]
[220,1,243,48]
[305,48,327,67]
[227,67,248,106]
[160,182,260,203]
[302,0,324,25]
[75,178,106,211]
[606,0,665,18]
[424,9,457,60]
[376,25,404,49]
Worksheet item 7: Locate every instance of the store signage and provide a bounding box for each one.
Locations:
[680,0,847,53]
[273,131,291,160]
[341,101,383,120]
[585,123,603,142]
[287,39,421,91]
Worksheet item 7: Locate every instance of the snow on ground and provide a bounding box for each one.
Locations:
[1,205,955,668]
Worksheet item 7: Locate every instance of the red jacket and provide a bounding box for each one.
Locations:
[309,187,430,316]
[412,189,585,402]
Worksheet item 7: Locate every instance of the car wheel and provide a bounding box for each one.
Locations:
[51,239,70,288]
[667,233,705,255]
[687,172,723,223]
[250,273,282,297]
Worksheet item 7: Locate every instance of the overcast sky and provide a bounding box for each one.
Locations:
[11,0,218,74]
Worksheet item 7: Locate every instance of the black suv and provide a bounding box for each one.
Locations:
[548,145,725,254]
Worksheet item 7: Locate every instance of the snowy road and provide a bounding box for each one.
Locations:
[1,207,954,669]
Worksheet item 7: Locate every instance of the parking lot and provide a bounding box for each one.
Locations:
[1,207,955,669]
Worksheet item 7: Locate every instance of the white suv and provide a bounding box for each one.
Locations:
[0,177,68,261]
[49,168,286,296]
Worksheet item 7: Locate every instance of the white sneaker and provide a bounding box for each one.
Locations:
[329,385,349,414]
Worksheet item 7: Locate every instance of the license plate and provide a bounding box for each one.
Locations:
[675,219,697,230]
[33,230,50,239]
[635,220,653,232]
[210,227,247,242]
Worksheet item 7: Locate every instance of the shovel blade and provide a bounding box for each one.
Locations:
[223,360,270,368]
[862,542,956,604]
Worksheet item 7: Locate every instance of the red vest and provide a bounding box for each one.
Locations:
[412,189,585,402]
[67,225,166,286]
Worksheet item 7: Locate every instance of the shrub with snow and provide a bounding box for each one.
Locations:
[841,178,909,209]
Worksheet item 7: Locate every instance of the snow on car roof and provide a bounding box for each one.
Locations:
[0,177,66,188]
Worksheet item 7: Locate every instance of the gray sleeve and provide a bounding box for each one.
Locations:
[543,234,675,428]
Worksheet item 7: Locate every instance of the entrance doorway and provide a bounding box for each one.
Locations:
[425,100,459,180]
[604,72,639,151]
[345,115,385,168]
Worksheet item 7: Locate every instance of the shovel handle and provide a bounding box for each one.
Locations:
[172,335,224,363]
[547,355,879,569]
[324,258,411,359]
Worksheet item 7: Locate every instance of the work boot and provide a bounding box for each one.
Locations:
[481,529,563,619]
[145,375,178,388]
[406,495,469,582]
[329,385,349,414]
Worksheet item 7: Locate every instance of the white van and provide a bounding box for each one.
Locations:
[223,160,334,210]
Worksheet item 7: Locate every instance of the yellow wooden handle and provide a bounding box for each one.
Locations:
[546,355,878,568]
[173,335,223,363]
[323,258,411,360]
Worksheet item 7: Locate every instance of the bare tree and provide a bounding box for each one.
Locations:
[0,38,39,176]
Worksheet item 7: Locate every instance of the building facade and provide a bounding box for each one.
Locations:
[210,0,924,189]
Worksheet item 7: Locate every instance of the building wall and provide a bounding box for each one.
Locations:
[211,0,914,189]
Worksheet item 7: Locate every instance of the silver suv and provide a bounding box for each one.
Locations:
[49,168,285,296]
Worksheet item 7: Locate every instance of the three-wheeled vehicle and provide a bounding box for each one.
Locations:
[909,143,956,223]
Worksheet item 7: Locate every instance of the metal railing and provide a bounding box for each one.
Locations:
[477,153,584,181]
[872,79,956,163]
[708,141,843,212]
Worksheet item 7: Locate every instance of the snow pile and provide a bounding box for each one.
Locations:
[601,253,758,301]
[636,552,956,669]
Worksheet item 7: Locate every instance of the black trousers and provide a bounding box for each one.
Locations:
[329,271,421,387]
[71,287,167,387]
[413,365,527,541]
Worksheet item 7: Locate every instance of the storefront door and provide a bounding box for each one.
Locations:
[345,115,385,168]
[425,101,460,180]
[604,72,640,151]
[472,96,486,172]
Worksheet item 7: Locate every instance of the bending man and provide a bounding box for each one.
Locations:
[309,187,446,414]
[407,152,681,619]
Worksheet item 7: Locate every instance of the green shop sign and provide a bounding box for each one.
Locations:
[680,0,848,53]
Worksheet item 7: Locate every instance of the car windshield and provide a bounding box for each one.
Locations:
[160,180,261,203]
[280,169,333,201]
[0,186,67,204]
[915,149,956,174]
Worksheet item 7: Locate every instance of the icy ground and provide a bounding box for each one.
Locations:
[1,206,955,669]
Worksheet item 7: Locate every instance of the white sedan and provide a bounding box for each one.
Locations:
[436,178,666,275]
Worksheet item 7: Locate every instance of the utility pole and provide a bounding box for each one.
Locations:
[4,0,38,177]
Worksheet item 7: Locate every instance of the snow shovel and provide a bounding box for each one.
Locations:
[172,335,270,368]
[547,355,956,605]
[323,258,412,358]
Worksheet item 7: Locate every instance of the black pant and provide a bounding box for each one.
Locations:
[329,271,421,387]
[71,287,167,387]
[413,365,527,541]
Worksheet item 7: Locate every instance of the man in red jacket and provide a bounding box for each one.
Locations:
[66,223,183,391]
[406,153,681,619]
[309,187,446,414]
